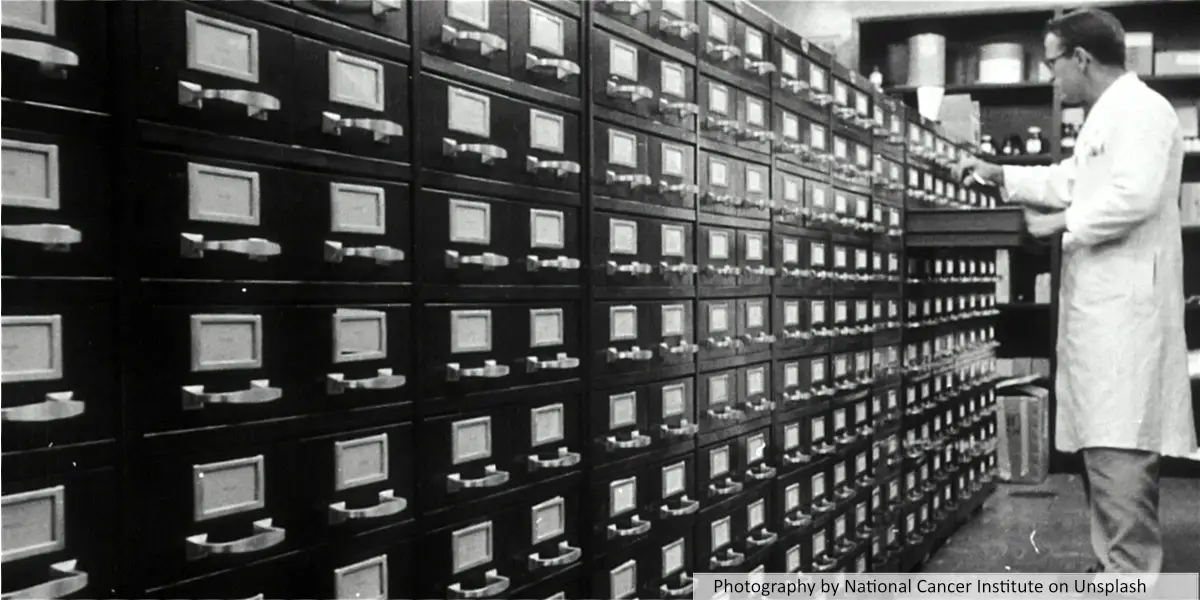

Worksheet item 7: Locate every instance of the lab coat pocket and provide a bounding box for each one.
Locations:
[1071,253,1145,309]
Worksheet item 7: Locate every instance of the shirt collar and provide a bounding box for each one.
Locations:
[1090,71,1138,115]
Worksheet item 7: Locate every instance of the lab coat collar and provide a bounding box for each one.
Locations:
[1088,71,1139,116]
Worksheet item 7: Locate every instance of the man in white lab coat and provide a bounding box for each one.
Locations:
[955,8,1197,574]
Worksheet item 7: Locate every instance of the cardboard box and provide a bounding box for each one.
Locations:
[996,376,1051,485]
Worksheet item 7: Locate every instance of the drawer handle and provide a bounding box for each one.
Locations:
[314,0,403,17]
[709,549,744,569]
[605,431,652,451]
[705,42,741,62]
[783,451,811,465]
[703,335,738,350]
[743,59,777,76]
[657,98,699,118]
[606,515,651,539]
[2,224,82,249]
[0,559,87,600]
[812,498,836,514]
[737,128,776,144]
[445,250,509,269]
[605,260,653,276]
[602,0,650,16]
[324,241,405,264]
[659,495,699,518]
[327,369,406,394]
[528,540,582,570]
[181,233,281,260]
[660,574,695,598]
[526,156,581,177]
[658,262,698,276]
[328,489,408,524]
[528,446,581,471]
[658,340,697,356]
[741,198,773,211]
[746,528,778,548]
[814,555,839,572]
[182,380,283,411]
[782,328,812,340]
[447,464,510,492]
[813,442,837,456]
[708,478,742,496]
[525,54,581,80]
[525,353,580,372]
[745,463,776,481]
[606,346,653,362]
[705,116,740,134]
[834,485,856,501]
[446,360,510,381]
[606,81,654,103]
[812,383,835,396]
[605,171,653,188]
[178,81,281,120]
[657,17,699,39]
[705,405,742,422]
[780,77,810,95]
[3,38,79,76]
[784,511,812,529]
[776,140,813,158]
[703,265,740,278]
[442,138,508,164]
[809,91,836,107]
[743,398,776,413]
[186,518,286,560]
[657,181,699,195]
[321,112,404,142]
[702,192,740,207]
[526,255,581,272]
[441,25,508,56]
[448,569,510,599]
[742,266,776,277]
[660,420,697,438]
[1,391,84,422]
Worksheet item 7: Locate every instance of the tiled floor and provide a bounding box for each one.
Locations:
[921,474,1200,573]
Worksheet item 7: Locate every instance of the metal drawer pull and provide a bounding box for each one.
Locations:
[605,431,652,451]
[1,391,85,422]
[658,181,699,195]
[741,332,776,345]
[525,54,580,80]
[835,485,856,501]
[783,450,811,465]
[181,234,281,260]
[708,478,742,496]
[705,116,740,134]
[710,550,745,569]
[526,156,581,177]
[182,380,283,411]
[315,0,402,16]
[736,128,775,143]
[659,340,697,355]
[442,138,507,164]
[528,540,582,570]
[706,42,741,62]
[178,81,280,120]
[447,464,509,492]
[526,353,580,372]
[659,262,698,276]
[2,224,82,250]
[809,91,835,107]
[327,369,406,394]
[704,336,738,350]
[813,441,837,455]
[743,59,777,76]
[782,329,811,341]
[702,192,739,207]
[775,140,808,155]
[781,77,810,94]
[186,518,286,560]
[604,171,652,188]
[660,574,695,598]
[2,39,79,77]
[528,446,580,471]
[742,265,775,277]
[321,112,404,142]
[606,260,653,275]
[602,0,650,17]
[328,489,407,524]
[744,398,776,413]
[448,569,510,599]
[441,25,507,56]
[784,512,811,529]
[704,265,739,278]
[659,496,699,518]
[660,420,697,437]
[657,17,699,39]
[746,529,778,547]
[606,346,653,362]
[526,255,581,271]
[0,559,87,600]
[658,99,699,117]
[606,81,653,103]
[446,360,510,381]
[445,250,509,269]
[746,463,777,482]
[606,515,651,539]
[324,241,405,264]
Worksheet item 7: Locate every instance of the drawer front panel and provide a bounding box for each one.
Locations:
[295,172,412,284]
[1,0,109,111]
[509,1,583,97]
[422,407,518,512]
[291,0,410,43]
[593,29,698,132]
[594,300,687,379]
[420,0,512,77]
[594,213,696,288]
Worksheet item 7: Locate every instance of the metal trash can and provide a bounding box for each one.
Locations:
[995,374,1051,485]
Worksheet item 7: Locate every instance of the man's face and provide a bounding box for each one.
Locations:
[1045,33,1084,105]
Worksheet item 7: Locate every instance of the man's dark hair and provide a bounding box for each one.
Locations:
[1044,8,1127,67]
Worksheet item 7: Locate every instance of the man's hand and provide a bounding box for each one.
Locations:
[952,156,1004,188]
[1023,209,1068,239]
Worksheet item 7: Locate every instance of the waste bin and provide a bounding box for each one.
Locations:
[995,374,1051,485]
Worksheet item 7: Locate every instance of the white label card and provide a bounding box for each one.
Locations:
[529,6,565,56]
[661,61,686,98]
[609,39,639,81]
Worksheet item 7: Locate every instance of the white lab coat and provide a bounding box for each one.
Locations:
[1002,73,1198,460]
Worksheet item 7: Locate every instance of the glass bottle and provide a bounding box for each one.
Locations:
[869,66,884,88]
[1061,124,1077,153]
[1024,126,1045,154]
[1001,135,1021,156]
[980,135,995,155]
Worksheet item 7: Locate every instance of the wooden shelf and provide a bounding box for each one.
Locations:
[887,81,1053,106]
[905,207,1028,247]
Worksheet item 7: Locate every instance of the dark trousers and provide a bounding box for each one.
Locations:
[1078,447,1163,573]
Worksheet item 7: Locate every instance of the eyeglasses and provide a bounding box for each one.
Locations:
[1043,51,1069,71]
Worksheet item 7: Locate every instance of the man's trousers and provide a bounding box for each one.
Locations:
[1078,447,1163,573]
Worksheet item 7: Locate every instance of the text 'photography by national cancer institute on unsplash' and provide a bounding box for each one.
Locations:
[691,572,1200,600]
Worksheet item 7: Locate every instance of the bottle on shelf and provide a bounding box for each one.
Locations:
[1001,135,1022,156]
[1061,123,1077,154]
[980,135,996,155]
[870,66,884,89]
[1024,126,1045,155]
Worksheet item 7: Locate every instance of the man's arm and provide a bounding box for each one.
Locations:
[1062,105,1176,247]
[1000,161,1076,211]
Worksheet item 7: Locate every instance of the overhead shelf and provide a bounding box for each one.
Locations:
[905,207,1028,247]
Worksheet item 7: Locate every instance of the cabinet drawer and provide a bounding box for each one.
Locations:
[696,368,739,434]
[2,290,116,452]
[420,0,511,78]
[423,303,582,398]
[290,0,409,43]
[593,300,693,380]
[304,534,414,600]
[506,489,584,591]
[697,226,738,287]
[696,298,737,362]
[137,2,295,143]
[136,446,299,588]
[1,0,109,111]
[593,123,696,209]
[146,551,302,599]
[774,297,822,355]
[591,550,645,600]
[697,438,741,507]
[1,114,114,278]
[1,467,117,600]
[293,38,410,163]
[693,495,747,572]
[698,77,772,155]
[700,2,773,89]
[646,533,697,599]
[773,412,812,473]
[697,152,742,219]
[593,29,698,131]
[298,303,413,408]
[422,191,583,288]
[647,376,698,445]
[594,213,696,288]
[593,0,699,55]
[736,297,773,355]
[590,464,655,552]
[508,1,583,98]
[419,74,582,192]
